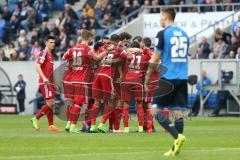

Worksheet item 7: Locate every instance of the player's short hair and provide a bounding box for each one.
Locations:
[133,36,142,43]
[110,34,120,42]
[130,41,140,48]
[45,35,55,42]
[103,36,110,40]
[161,8,176,21]
[94,41,105,52]
[119,32,132,41]
[81,30,93,40]
[143,37,152,48]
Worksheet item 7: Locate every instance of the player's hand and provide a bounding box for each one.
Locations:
[144,83,149,92]
[54,85,61,93]
[43,77,49,84]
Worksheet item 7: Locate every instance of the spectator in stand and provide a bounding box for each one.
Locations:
[85,3,94,17]
[223,35,240,58]
[29,40,41,61]
[123,0,133,15]
[17,29,29,46]
[225,50,236,59]
[213,36,227,59]
[150,0,160,13]
[18,41,30,61]
[202,0,214,12]
[94,1,103,19]
[10,49,19,61]
[231,15,240,36]
[209,49,220,59]
[3,41,15,59]
[198,36,211,58]
[64,3,78,20]
[8,15,19,40]
[214,28,231,45]
[236,47,240,60]
[0,49,9,61]
[193,48,206,59]
[0,14,6,43]
[2,5,12,21]
[89,17,102,30]
[12,5,21,19]
[38,21,50,43]
[34,0,49,22]
[19,6,36,33]
[102,13,114,29]
[235,27,240,44]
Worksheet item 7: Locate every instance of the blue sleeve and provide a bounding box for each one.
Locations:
[155,30,164,53]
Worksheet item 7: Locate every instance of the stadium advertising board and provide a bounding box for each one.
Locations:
[144,12,234,38]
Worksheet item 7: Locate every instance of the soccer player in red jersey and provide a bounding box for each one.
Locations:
[140,37,155,133]
[62,49,74,132]
[63,30,107,133]
[121,41,151,133]
[31,35,59,132]
[108,32,132,133]
[91,34,122,133]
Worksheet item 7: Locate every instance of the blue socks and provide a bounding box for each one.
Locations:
[154,112,179,139]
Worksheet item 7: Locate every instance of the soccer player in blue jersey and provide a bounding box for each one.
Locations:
[144,8,189,156]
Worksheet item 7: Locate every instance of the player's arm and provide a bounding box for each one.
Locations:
[144,31,163,89]
[36,52,49,83]
[127,48,143,54]
[92,50,108,61]
[35,63,48,83]
[62,49,73,61]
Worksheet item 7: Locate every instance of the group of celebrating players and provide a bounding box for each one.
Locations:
[31,8,188,156]
[62,31,158,134]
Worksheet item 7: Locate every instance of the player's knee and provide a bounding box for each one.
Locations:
[154,112,165,122]
[47,99,55,107]
[173,110,183,119]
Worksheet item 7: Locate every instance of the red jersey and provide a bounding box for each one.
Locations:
[96,47,121,79]
[37,50,54,84]
[62,49,73,83]
[123,51,151,84]
[63,44,94,83]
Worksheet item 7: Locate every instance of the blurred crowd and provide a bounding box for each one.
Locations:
[192,15,240,60]
[0,0,239,61]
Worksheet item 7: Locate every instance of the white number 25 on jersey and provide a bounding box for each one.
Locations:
[170,37,188,58]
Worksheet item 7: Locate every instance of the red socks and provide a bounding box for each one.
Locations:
[90,104,99,125]
[66,105,72,121]
[36,104,53,126]
[101,105,114,124]
[71,104,81,125]
[122,107,129,128]
[146,109,153,132]
[113,108,122,130]
[137,104,144,126]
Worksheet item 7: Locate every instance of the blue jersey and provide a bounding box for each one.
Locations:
[155,25,189,80]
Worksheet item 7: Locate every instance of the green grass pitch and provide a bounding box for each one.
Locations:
[0,115,239,160]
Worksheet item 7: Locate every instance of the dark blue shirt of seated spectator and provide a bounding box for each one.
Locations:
[196,77,211,96]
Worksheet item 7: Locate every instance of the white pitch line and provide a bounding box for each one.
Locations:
[0,148,240,160]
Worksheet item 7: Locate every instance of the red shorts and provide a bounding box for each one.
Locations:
[144,81,158,103]
[121,82,143,102]
[39,84,55,100]
[72,83,92,105]
[114,82,121,99]
[62,81,74,99]
[92,75,115,100]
